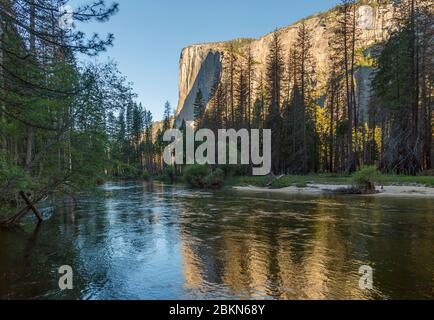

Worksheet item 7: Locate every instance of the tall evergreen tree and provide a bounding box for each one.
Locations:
[265,30,285,173]
[193,89,205,129]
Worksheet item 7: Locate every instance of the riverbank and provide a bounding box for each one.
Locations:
[230,174,434,198]
[234,184,434,198]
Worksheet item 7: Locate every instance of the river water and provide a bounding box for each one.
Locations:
[0,181,433,300]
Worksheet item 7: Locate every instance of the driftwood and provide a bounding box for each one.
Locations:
[0,177,67,228]
[20,191,44,222]
[0,191,45,228]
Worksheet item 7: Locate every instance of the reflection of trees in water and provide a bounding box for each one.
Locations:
[72,181,181,299]
[0,197,86,299]
[179,193,434,299]
[0,182,183,299]
[359,197,434,299]
[1,184,433,299]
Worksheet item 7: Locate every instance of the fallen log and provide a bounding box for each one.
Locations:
[20,191,43,222]
[0,192,46,228]
[0,177,68,228]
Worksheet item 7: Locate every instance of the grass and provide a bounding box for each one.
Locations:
[379,175,434,187]
[228,174,434,189]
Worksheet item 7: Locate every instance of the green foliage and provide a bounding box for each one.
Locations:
[161,166,177,183]
[117,163,138,179]
[194,89,205,128]
[225,38,255,54]
[183,164,211,188]
[295,182,308,188]
[203,168,225,189]
[352,166,382,189]
[372,24,424,175]
[141,170,150,182]
[225,176,268,187]
[373,27,415,112]
[0,153,35,204]
[380,175,434,187]
[355,47,376,67]
[183,165,225,189]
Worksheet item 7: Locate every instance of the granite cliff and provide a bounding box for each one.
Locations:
[175,0,396,127]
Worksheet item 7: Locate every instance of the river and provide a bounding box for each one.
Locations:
[0,181,433,300]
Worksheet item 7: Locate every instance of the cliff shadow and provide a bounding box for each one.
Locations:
[175,51,222,127]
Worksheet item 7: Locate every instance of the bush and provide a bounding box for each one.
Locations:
[203,168,225,189]
[183,164,210,188]
[141,170,150,181]
[120,164,137,179]
[111,162,152,180]
[0,153,35,205]
[352,166,382,194]
[161,166,177,183]
[183,165,225,189]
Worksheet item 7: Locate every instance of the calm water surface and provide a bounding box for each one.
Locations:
[0,181,433,300]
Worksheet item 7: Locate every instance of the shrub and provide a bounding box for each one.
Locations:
[352,166,382,194]
[183,164,210,188]
[203,168,225,189]
[183,165,225,189]
[295,182,308,188]
[120,164,137,179]
[141,170,150,181]
[161,166,177,183]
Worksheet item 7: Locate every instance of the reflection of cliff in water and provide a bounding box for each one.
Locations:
[178,193,434,299]
[1,183,433,299]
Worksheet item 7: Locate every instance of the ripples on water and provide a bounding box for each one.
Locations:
[0,181,433,300]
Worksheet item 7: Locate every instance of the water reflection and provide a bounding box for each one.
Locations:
[0,182,433,300]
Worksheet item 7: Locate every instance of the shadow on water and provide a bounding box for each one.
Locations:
[0,181,433,300]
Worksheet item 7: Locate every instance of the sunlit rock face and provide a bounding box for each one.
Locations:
[175,0,395,127]
[175,46,223,127]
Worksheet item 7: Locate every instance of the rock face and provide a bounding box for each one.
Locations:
[176,46,222,127]
[175,0,396,127]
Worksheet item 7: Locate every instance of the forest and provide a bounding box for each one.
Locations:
[0,0,158,209]
[0,0,433,213]
[193,0,433,178]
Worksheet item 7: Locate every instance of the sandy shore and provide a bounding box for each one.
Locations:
[233,184,434,198]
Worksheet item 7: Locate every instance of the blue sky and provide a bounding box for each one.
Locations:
[74,0,340,120]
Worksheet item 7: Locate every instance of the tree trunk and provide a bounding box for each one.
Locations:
[329,85,335,173]
[25,2,36,169]
[343,5,354,174]
[350,2,358,171]
[0,12,6,152]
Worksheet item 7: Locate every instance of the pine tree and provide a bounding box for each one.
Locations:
[265,30,285,173]
[294,21,316,173]
[143,110,154,173]
[330,0,358,173]
[193,89,205,129]
[163,101,172,131]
